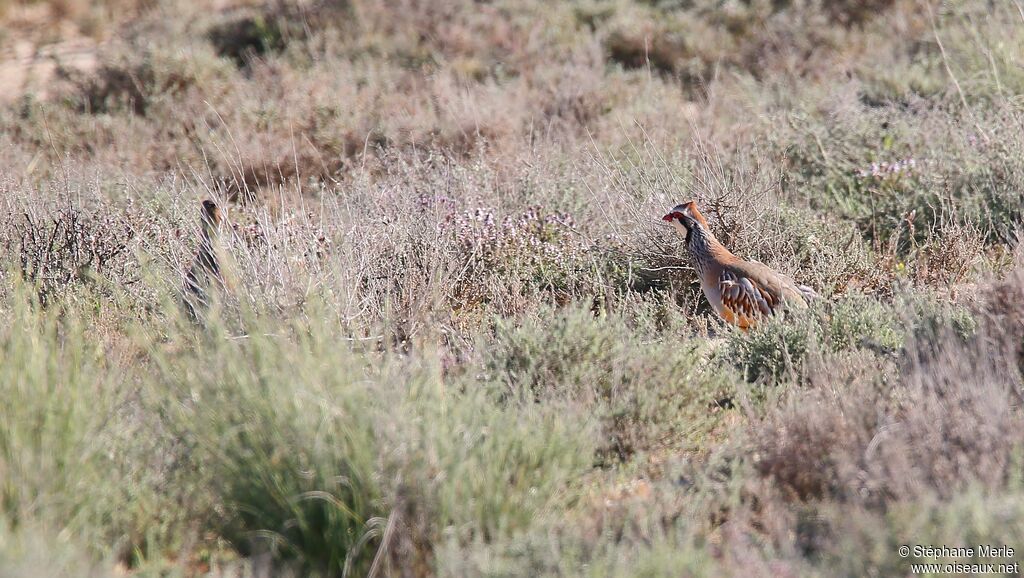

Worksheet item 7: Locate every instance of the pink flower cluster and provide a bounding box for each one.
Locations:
[231,211,332,260]
[857,158,916,179]
[438,205,585,286]
[444,206,575,256]
[416,193,456,209]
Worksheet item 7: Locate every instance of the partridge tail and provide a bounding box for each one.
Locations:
[796,284,818,301]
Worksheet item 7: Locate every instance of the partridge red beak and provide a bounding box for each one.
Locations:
[662,212,683,221]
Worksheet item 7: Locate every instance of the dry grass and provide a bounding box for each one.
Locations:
[0,0,1023,576]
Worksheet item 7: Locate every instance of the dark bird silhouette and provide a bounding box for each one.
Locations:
[183,200,223,322]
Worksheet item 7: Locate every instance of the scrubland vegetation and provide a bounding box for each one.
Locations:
[1,0,1024,576]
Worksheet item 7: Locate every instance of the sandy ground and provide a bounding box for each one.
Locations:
[0,37,97,101]
[0,4,99,103]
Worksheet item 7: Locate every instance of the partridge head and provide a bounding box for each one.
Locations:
[201,199,222,230]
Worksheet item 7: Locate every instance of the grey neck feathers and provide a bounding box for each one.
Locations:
[201,217,218,241]
[197,223,220,274]
[687,225,715,276]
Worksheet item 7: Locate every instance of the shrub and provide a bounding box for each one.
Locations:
[207,10,291,67]
[0,292,199,568]
[722,308,820,385]
[485,305,736,464]
[385,362,595,571]
[0,520,108,578]
[781,102,1024,249]
[6,203,135,306]
[441,206,594,306]
[746,319,1024,508]
[0,298,118,526]
[148,306,597,574]
[76,47,230,115]
[158,318,387,576]
[822,0,899,26]
[826,292,904,353]
[723,290,977,386]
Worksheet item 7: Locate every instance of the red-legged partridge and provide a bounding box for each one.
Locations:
[663,201,816,329]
